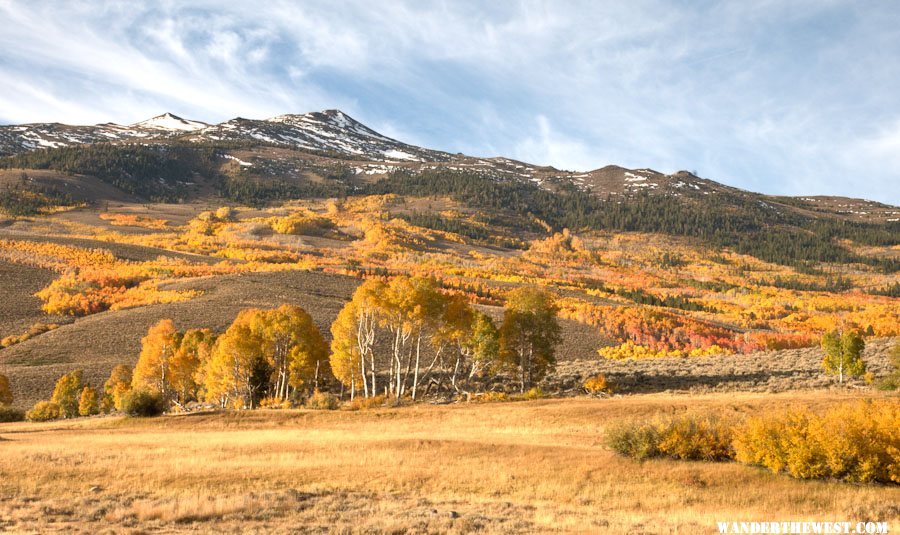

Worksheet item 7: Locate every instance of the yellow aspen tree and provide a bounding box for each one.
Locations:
[380,276,446,400]
[821,330,866,384]
[169,328,215,406]
[329,305,364,399]
[103,364,132,412]
[78,385,99,416]
[498,287,562,393]
[204,313,266,409]
[133,319,181,399]
[281,308,329,395]
[51,370,84,418]
[329,279,384,398]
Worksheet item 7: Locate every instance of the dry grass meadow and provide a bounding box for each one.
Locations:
[1,391,897,533]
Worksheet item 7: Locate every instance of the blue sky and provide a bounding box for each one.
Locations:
[1,1,898,204]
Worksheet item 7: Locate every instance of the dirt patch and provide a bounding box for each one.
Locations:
[0,168,138,203]
[0,261,67,340]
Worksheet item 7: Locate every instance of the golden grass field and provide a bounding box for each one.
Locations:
[1,391,897,533]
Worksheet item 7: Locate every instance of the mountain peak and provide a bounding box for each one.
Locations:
[267,109,358,128]
[132,113,208,132]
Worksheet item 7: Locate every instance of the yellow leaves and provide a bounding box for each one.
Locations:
[606,413,734,461]
[525,228,588,263]
[329,303,365,390]
[0,239,116,271]
[203,304,328,408]
[583,374,615,395]
[99,213,169,229]
[598,341,735,360]
[214,206,236,221]
[36,270,199,316]
[733,400,899,483]
[0,322,60,349]
[187,208,235,236]
[269,210,335,236]
[133,319,180,396]
[216,246,299,264]
[103,364,132,412]
[355,217,429,256]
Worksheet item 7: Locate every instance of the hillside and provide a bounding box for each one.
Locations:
[2,110,897,270]
[0,109,898,409]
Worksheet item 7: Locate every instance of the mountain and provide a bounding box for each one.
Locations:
[0,109,450,163]
[132,113,208,132]
[0,113,205,156]
[184,110,452,163]
[1,109,897,235]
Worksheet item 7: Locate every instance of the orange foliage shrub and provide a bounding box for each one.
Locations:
[0,322,60,348]
[99,213,169,229]
[583,373,615,394]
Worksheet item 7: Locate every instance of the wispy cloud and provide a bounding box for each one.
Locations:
[0,0,897,203]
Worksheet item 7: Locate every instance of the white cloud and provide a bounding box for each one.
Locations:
[0,0,897,203]
[513,115,603,172]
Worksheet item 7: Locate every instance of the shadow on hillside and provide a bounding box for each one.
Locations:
[606,370,801,394]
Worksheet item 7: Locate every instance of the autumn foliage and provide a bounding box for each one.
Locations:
[733,400,898,483]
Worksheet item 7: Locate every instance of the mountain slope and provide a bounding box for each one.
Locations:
[1,108,897,264]
[132,113,209,132]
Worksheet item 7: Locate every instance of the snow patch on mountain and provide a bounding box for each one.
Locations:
[133,113,208,132]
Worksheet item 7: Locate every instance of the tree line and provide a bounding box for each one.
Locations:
[17,277,562,418]
[363,169,899,271]
[4,143,897,270]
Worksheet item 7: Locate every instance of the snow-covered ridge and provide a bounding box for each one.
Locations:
[133,113,208,132]
[0,109,451,163]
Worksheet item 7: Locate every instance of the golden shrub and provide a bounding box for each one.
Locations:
[305,390,340,410]
[607,414,734,462]
[583,373,615,395]
[26,400,61,422]
[270,213,334,236]
[345,395,387,411]
[733,400,899,483]
[657,414,734,461]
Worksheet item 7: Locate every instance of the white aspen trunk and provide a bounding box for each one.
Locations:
[356,312,370,398]
[419,345,443,392]
[392,325,402,399]
[527,342,534,390]
[412,335,422,400]
[401,337,413,398]
[369,351,377,398]
[359,350,368,398]
[519,332,527,393]
[451,352,462,393]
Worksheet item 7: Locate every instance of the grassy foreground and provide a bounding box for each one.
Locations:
[1,391,897,533]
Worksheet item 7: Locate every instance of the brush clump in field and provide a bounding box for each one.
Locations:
[605,413,734,461]
[120,389,167,417]
[608,399,899,484]
[583,373,615,395]
[26,400,61,421]
[0,405,25,422]
[733,399,899,483]
[344,394,387,410]
[305,390,340,410]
